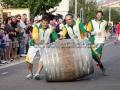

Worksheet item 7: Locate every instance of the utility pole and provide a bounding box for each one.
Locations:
[108,0,111,23]
[75,0,77,19]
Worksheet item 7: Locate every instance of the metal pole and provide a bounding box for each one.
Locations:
[75,0,77,18]
[109,0,111,23]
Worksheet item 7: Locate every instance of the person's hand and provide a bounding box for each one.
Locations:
[11,32,14,35]
[59,35,66,40]
[55,39,59,42]
[40,40,45,45]
[84,37,88,40]
[14,32,16,36]
[15,28,18,32]
[8,39,11,42]
[91,31,97,35]
[21,29,24,33]
[24,25,29,30]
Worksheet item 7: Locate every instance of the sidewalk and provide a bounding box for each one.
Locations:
[0,57,26,69]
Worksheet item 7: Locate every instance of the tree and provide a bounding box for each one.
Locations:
[0,0,62,18]
[69,0,99,23]
[103,8,120,23]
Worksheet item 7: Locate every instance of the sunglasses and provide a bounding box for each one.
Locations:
[17,18,21,19]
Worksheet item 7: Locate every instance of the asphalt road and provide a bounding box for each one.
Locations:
[0,36,120,90]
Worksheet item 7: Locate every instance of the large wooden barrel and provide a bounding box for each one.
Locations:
[42,39,94,82]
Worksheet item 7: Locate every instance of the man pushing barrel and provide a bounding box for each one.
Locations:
[61,14,87,39]
[61,13,108,76]
[25,15,58,80]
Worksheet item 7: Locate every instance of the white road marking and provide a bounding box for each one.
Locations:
[1,72,8,75]
[104,41,115,46]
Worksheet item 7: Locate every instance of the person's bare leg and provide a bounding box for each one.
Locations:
[26,62,33,79]
[34,61,43,80]
[5,47,9,62]
[11,48,15,59]
[96,53,108,76]
[27,62,33,74]
[96,53,102,65]
[15,47,18,59]
[36,61,43,73]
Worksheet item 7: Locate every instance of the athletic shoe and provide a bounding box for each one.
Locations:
[20,54,26,57]
[100,67,108,76]
[114,42,117,44]
[34,73,40,80]
[96,63,100,69]
[0,63,3,66]
[1,60,7,64]
[6,61,10,64]
[26,74,33,79]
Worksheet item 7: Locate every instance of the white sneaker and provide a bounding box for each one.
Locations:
[20,54,26,57]
[26,74,33,79]
[34,73,40,80]
[0,63,3,66]
[1,60,7,64]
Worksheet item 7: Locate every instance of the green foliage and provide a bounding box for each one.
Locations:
[69,0,99,22]
[0,0,62,18]
[103,8,120,23]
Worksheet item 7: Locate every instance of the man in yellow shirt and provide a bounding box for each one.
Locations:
[25,15,58,80]
[87,11,109,76]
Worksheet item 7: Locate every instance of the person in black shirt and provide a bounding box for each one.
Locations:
[4,17,15,61]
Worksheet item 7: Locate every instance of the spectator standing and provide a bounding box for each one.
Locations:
[109,23,113,37]
[50,20,53,26]
[25,19,32,53]
[4,29,10,63]
[114,20,120,44]
[55,19,64,38]
[0,28,6,64]
[52,18,58,29]
[1,23,5,28]
[4,17,14,61]
[32,20,37,27]
[19,16,28,56]
[16,14,21,21]
[0,28,4,65]
[113,24,117,34]
[11,16,19,60]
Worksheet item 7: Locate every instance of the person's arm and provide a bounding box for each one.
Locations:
[61,26,67,38]
[32,26,39,45]
[105,22,110,31]
[4,25,12,35]
[51,28,59,41]
[0,36,4,42]
[87,22,92,33]
[20,21,28,30]
[79,22,87,33]
[79,22,88,37]
[87,21,97,36]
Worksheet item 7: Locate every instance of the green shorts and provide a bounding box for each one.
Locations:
[91,44,103,61]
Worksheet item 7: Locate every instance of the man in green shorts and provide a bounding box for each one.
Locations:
[87,11,109,76]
